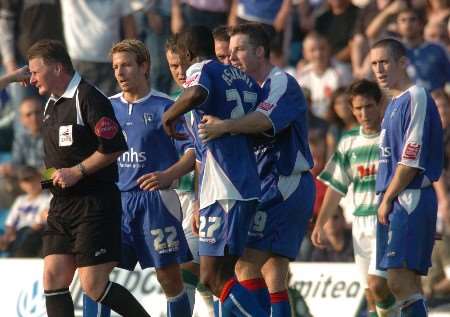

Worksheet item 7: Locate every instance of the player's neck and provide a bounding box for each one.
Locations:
[51,72,73,98]
[389,77,413,98]
[403,36,423,48]
[362,126,380,135]
[254,61,274,85]
[123,84,151,103]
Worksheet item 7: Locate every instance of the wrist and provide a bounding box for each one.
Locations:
[76,162,88,178]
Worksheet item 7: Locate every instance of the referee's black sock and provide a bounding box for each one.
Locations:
[98,281,151,317]
[44,288,75,317]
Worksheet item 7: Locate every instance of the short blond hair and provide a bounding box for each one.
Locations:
[110,39,151,78]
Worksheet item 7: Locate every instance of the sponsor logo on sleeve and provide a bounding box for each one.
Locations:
[95,117,119,139]
[403,142,421,160]
[183,73,200,88]
[257,102,274,112]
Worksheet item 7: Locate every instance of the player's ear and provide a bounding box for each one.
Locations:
[255,46,265,59]
[398,56,409,69]
[54,63,63,76]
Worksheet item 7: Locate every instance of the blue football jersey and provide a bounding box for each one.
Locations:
[376,85,443,193]
[110,90,194,192]
[184,59,261,209]
[238,0,283,24]
[254,67,314,205]
[406,43,450,92]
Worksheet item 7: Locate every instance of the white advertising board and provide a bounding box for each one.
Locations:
[289,263,365,316]
[0,259,364,317]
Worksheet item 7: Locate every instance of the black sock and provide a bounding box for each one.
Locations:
[98,281,151,317]
[44,288,75,317]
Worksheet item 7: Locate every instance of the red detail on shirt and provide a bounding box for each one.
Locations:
[357,164,377,178]
[258,102,274,112]
[240,278,267,291]
[270,290,289,303]
[219,277,237,303]
[403,142,421,160]
[324,85,333,98]
[95,117,118,139]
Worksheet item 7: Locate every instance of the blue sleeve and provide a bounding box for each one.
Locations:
[173,118,195,156]
[255,74,304,135]
[400,87,430,170]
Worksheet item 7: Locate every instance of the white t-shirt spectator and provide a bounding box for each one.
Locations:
[60,0,133,62]
[297,62,352,119]
[5,192,51,230]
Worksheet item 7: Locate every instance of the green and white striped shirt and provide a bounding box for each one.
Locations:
[318,126,380,217]
[171,89,195,193]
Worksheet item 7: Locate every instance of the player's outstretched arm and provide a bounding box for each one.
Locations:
[198,111,272,142]
[378,164,419,224]
[0,66,30,89]
[311,187,343,248]
[163,86,208,139]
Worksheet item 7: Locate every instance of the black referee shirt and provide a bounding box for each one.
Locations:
[42,72,127,195]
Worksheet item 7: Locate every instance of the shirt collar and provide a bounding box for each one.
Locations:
[51,72,81,101]
[119,89,153,104]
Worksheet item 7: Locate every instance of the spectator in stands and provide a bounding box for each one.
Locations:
[325,88,357,157]
[433,91,450,230]
[59,0,138,96]
[228,0,291,61]
[142,0,173,93]
[397,8,450,92]
[351,0,399,79]
[423,232,450,307]
[171,0,230,33]
[213,25,231,65]
[304,87,329,144]
[0,0,63,110]
[0,166,50,257]
[365,0,408,42]
[426,0,450,24]
[310,207,354,262]
[0,96,44,208]
[424,20,450,48]
[314,0,359,63]
[297,32,353,120]
[0,96,44,176]
[228,0,291,33]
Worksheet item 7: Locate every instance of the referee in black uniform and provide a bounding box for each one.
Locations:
[27,40,151,317]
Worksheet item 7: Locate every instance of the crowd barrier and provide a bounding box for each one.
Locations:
[0,259,368,317]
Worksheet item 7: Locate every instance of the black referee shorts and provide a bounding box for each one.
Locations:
[43,185,122,267]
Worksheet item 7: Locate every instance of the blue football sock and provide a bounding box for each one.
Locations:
[83,293,110,317]
[400,295,427,317]
[240,278,270,314]
[167,289,191,317]
[270,290,291,317]
[220,278,269,317]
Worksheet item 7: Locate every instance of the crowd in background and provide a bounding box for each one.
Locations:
[0,0,448,314]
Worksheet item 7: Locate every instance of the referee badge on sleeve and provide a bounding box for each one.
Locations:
[59,125,73,146]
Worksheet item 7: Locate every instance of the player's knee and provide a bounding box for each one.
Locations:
[43,268,72,290]
[199,269,216,294]
[261,261,289,291]
[80,278,108,301]
[367,276,389,298]
[387,276,406,297]
[235,259,259,280]
[156,266,184,297]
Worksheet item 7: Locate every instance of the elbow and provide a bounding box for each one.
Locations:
[191,87,208,106]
